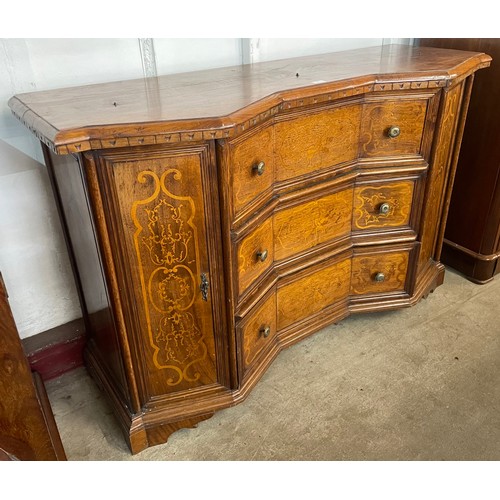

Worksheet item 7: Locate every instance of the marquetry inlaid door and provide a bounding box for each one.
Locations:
[94,143,227,403]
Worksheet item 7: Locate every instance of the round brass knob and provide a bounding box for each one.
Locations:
[387,126,401,138]
[256,249,268,262]
[260,326,271,338]
[253,161,266,176]
[374,272,385,282]
[379,202,391,215]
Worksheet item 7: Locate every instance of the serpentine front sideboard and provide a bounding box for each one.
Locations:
[9,44,491,454]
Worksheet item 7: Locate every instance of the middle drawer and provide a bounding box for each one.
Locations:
[235,177,417,297]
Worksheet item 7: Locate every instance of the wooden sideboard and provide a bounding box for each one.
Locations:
[9,44,491,454]
[418,39,500,283]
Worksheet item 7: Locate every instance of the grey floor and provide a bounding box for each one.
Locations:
[45,267,500,461]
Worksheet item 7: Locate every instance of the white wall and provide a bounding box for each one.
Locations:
[0,38,411,339]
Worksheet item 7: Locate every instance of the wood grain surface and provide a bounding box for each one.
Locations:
[350,251,409,295]
[100,145,219,397]
[359,99,427,157]
[8,45,491,153]
[239,291,277,372]
[274,188,353,260]
[353,180,414,230]
[274,103,361,181]
[0,273,66,460]
[230,124,275,214]
[277,258,352,330]
[237,217,274,295]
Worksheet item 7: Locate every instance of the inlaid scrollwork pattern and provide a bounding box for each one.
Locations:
[131,169,208,385]
[353,181,414,230]
[418,84,462,271]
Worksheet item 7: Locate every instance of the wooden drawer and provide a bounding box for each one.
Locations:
[277,258,352,330]
[228,98,427,215]
[237,217,273,295]
[360,99,427,158]
[274,103,361,182]
[229,125,274,215]
[238,291,277,377]
[353,179,415,231]
[350,250,410,295]
[274,187,353,261]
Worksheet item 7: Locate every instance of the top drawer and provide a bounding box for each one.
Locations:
[359,99,428,158]
[228,124,274,215]
[274,103,361,182]
[225,95,430,217]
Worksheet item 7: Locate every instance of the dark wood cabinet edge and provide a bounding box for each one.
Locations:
[42,146,90,331]
[31,372,67,460]
[441,240,499,284]
[0,272,67,461]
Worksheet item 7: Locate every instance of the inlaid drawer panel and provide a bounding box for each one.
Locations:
[353,180,415,231]
[359,99,427,158]
[237,217,273,295]
[230,125,274,215]
[274,188,353,261]
[350,250,409,295]
[238,291,277,376]
[228,97,428,215]
[277,258,352,330]
[274,104,361,181]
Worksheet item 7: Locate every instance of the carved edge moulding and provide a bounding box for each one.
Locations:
[9,45,491,454]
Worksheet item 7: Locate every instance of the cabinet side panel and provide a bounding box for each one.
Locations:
[420,39,500,256]
[417,83,464,273]
[45,149,130,405]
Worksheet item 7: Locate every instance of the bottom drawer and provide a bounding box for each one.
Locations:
[277,258,352,331]
[350,249,410,295]
[237,246,412,379]
[237,290,277,378]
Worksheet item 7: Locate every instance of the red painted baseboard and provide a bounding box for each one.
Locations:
[22,318,86,381]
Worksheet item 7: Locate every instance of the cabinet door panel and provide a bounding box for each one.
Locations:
[105,145,219,398]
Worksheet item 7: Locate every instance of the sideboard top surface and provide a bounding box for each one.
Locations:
[8,44,491,154]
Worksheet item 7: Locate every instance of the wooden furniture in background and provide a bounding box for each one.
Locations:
[418,39,500,283]
[0,273,66,460]
[9,44,490,454]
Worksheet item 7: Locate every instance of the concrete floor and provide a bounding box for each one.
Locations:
[45,267,500,461]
